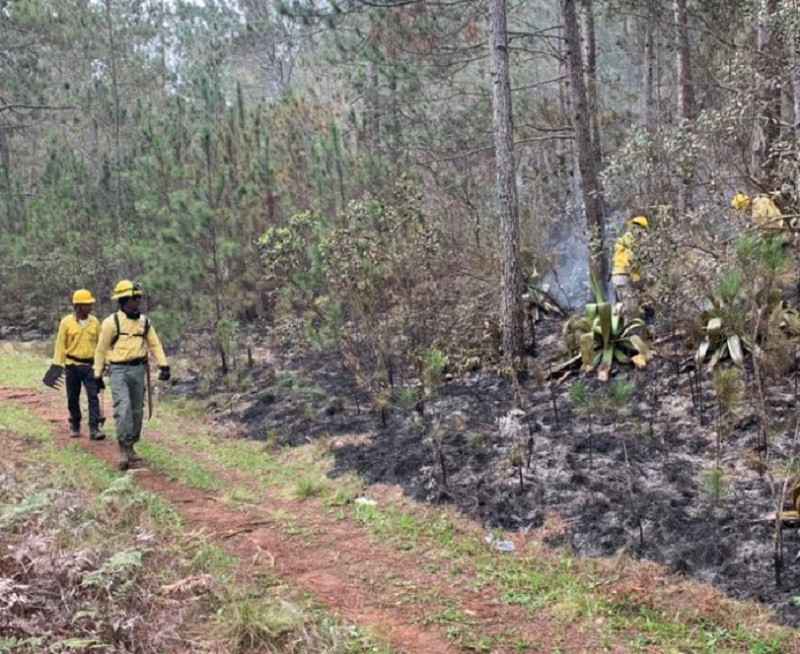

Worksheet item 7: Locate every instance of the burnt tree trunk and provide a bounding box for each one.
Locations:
[580,0,602,174]
[489,0,524,368]
[564,0,607,290]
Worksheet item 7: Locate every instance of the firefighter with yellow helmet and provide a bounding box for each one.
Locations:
[731,191,786,234]
[611,216,649,316]
[93,280,170,470]
[43,289,105,440]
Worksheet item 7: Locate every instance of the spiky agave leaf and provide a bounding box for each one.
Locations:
[589,269,605,305]
[598,343,614,381]
[706,317,722,342]
[614,349,630,364]
[708,340,729,370]
[598,302,613,348]
[628,335,654,361]
[580,332,596,369]
[696,338,711,366]
[727,334,744,366]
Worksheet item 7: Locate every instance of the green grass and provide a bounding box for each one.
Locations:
[0,347,793,654]
[0,411,393,654]
[294,475,326,499]
[0,342,49,389]
[136,440,220,491]
[218,595,303,652]
[0,403,51,441]
[226,486,260,504]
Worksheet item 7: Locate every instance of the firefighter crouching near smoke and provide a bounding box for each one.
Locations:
[46,289,105,440]
[611,216,649,318]
[93,280,170,470]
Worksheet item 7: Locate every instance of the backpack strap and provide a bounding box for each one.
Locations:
[110,313,151,350]
[111,313,121,349]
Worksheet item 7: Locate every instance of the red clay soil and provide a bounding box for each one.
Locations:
[0,385,794,654]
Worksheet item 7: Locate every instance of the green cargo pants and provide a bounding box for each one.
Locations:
[110,363,145,446]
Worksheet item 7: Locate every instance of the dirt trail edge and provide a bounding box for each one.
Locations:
[0,386,464,654]
[3,384,798,654]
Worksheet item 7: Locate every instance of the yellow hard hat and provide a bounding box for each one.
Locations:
[731,192,751,212]
[72,289,95,305]
[628,216,649,229]
[111,279,143,301]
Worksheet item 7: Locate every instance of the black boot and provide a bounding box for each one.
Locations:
[118,443,130,471]
[90,426,106,441]
[128,444,142,463]
[69,423,80,438]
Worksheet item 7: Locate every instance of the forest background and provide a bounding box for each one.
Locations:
[0,0,795,378]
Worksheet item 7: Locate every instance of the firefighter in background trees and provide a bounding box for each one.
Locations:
[611,216,649,318]
[43,289,105,440]
[731,192,787,236]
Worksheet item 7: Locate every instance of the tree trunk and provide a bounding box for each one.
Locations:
[367,60,382,158]
[674,0,695,121]
[564,0,607,291]
[791,2,800,199]
[580,0,602,173]
[752,0,782,188]
[387,73,400,167]
[104,0,124,240]
[489,0,524,368]
[674,0,695,211]
[640,19,656,132]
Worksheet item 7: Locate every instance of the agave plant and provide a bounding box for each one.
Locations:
[695,270,755,370]
[695,316,749,370]
[563,274,654,381]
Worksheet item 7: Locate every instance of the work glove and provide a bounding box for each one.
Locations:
[42,364,64,389]
[85,371,104,394]
[158,366,171,381]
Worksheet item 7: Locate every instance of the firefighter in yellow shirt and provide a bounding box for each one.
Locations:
[731,192,786,234]
[93,280,170,470]
[611,216,649,316]
[43,289,105,440]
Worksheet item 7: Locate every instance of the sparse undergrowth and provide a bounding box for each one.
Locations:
[1,342,798,652]
[0,396,392,654]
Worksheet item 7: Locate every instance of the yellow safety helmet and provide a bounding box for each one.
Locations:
[731,192,751,213]
[111,279,143,301]
[628,216,649,229]
[72,289,95,305]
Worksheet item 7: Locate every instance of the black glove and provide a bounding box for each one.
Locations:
[158,366,171,381]
[42,364,64,389]
[86,372,104,393]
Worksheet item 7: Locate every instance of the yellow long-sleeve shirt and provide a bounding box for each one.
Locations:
[751,195,784,231]
[53,314,101,366]
[612,231,638,278]
[93,311,168,377]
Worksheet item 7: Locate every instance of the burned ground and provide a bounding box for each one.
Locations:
[196,321,800,626]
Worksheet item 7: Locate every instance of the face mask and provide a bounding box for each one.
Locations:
[123,309,141,320]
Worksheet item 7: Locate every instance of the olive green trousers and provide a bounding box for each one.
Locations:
[110,364,145,446]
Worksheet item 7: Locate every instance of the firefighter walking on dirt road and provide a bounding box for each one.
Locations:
[44,289,105,441]
[93,280,170,470]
